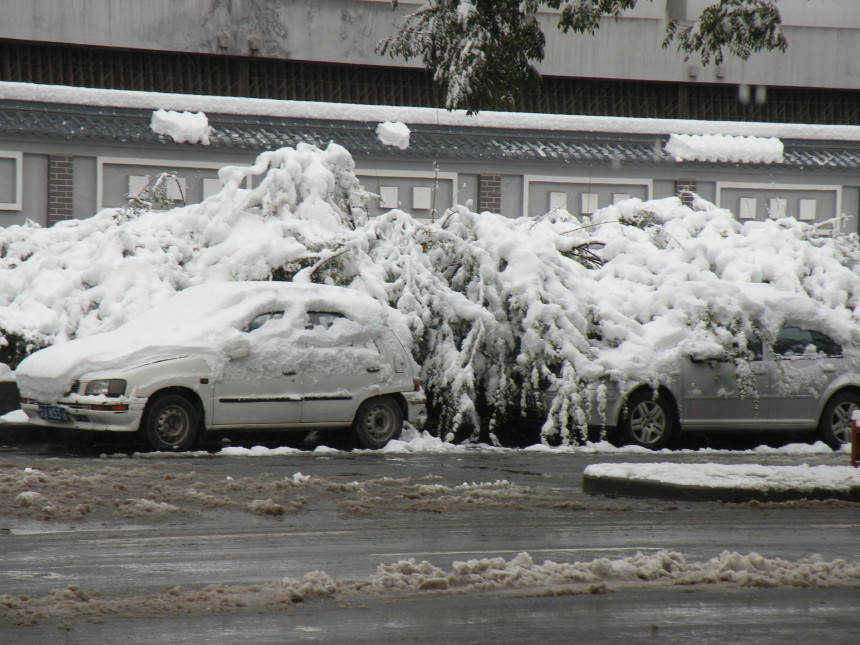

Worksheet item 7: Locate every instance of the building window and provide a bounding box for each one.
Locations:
[202,178,222,199]
[413,186,432,210]
[128,174,186,204]
[549,191,568,211]
[612,193,630,205]
[768,198,787,219]
[580,192,598,215]
[739,197,758,220]
[379,186,398,209]
[798,199,817,221]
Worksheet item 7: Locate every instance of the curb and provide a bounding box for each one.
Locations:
[582,472,860,503]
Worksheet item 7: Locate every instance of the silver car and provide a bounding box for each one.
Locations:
[588,325,860,449]
[17,282,425,451]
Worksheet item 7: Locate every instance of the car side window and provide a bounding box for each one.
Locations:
[810,330,842,357]
[745,335,763,361]
[306,311,346,330]
[244,311,284,333]
[773,326,842,358]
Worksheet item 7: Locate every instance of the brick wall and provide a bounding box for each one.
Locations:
[675,178,697,207]
[48,154,74,225]
[478,174,501,214]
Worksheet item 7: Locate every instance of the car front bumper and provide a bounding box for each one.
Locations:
[21,398,147,432]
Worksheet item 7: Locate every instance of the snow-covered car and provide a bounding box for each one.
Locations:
[16,282,425,451]
[587,325,860,449]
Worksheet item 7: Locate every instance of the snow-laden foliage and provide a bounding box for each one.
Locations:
[378,1,784,113]
[664,0,787,66]
[2,142,860,444]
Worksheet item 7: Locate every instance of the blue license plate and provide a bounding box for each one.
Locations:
[38,404,71,423]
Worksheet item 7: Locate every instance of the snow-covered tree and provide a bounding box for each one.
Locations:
[377,1,788,113]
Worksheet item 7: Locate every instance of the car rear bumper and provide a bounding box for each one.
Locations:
[403,391,426,423]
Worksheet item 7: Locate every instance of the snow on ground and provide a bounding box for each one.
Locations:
[376,120,411,149]
[584,462,860,492]
[5,80,860,141]
[664,133,783,164]
[2,549,858,624]
[149,109,211,145]
[3,140,860,441]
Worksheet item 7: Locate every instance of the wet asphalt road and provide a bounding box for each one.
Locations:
[1,436,859,643]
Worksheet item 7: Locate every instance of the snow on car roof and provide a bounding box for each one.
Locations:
[15,282,391,402]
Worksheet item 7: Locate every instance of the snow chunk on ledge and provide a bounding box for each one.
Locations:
[665,133,783,164]
[585,463,860,493]
[151,109,211,145]
[376,121,410,149]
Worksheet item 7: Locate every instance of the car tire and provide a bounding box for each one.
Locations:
[619,390,675,450]
[818,391,860,449]
[142,394,199,452]
[353,396,403,450]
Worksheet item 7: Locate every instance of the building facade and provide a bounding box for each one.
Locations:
[0,0,859,124]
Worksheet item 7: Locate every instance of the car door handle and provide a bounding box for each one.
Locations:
[367,367,381,373]
[750,364,767,375]
[282,370,297,376]
[821,364,836,373]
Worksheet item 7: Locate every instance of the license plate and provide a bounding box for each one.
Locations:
[38,404,71,423]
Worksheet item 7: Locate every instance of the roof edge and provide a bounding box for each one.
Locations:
[3,81,860,143]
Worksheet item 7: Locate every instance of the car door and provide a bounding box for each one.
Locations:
[300,312,387,424]
[681,336,769,429]
[767,326,844,429]
[211,312,303,427]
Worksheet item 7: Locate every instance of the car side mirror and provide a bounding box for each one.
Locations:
[228,339,251,360]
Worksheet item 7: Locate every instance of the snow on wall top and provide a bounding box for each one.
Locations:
[4,81,860,142]
[664,134,784,164]
[150,109,211,145]
[376,121,411,149]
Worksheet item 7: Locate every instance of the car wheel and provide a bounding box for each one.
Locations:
[619,390,675,450]
[818,391,860,448]
[353,396,403,450]
[142,394,198,451]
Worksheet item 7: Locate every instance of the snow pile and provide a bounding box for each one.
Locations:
[150,109,211,145]
[359,550,860,593]
[376,121,411,149]
[3,142,860,441]
[585,462,860,492]
[665,133,784,164]
[3,550,858,624]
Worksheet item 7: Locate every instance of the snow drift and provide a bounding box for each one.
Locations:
[2,142,860,443]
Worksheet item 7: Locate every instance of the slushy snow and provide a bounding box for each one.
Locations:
[2,550,858,624]
[150,109,211,145]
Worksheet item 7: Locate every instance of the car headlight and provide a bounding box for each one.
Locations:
[84,379,127,397]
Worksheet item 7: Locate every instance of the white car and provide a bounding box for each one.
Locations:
[17,282,425,451]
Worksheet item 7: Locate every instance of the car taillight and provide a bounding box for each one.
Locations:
[413,378,421,391]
